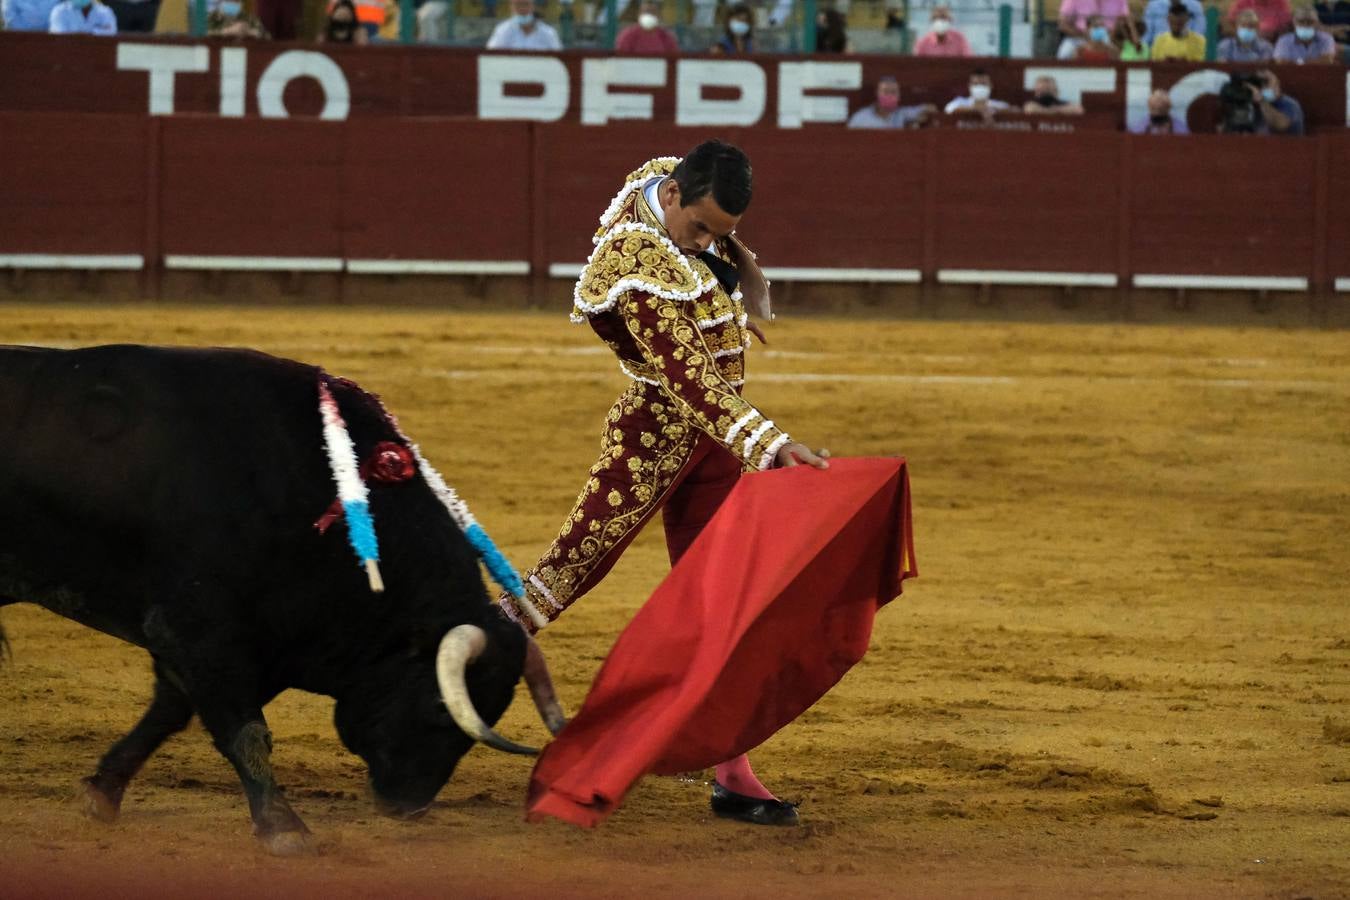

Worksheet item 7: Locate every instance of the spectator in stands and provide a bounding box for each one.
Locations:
[1227,0,1292,40]
[1151,2,1206,59]
[207,0,267,36]
[48,0,116,32]
[1023,76,1085,115]
[913,4,973,57]
[3,0,61,29]
[815,7,850,53]
[1142,0,1202,46]
[944,70,1012,121]
[487,0,561,49]
[616,0,679,53]
[1132,89,1189,133]
[319,0,367,42]
[1219,9,1275,59]
[418,0,452,42]
[1273,6,1338,61]
[847,75,937,129]
[1057,0,1131,59]
[712,3,755,54]
[1116,15,1150,57]
[1220,69,1305,133]
[1075,13,1120,57]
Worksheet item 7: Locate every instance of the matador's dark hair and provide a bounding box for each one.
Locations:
[671,140,753,216]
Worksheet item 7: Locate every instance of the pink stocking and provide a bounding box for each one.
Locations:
[714,754,777,801]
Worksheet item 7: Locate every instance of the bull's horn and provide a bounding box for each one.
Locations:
[523,636,567,736]
[436,624,537,755]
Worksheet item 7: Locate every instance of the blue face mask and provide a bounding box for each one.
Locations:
[729,18,750,35]
[1294,25,1315,40]
[513,12,534,25]
[219,0,241,14]
[1089,25,1109,42]
[72,0,92,8]
[1237,26,1257,42]
[1261,87,1277,102]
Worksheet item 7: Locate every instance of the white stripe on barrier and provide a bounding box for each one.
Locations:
[1133,274,1308,292]
[0,254,144,270]
[549,263,585,279]
[761,267,922,283]
[938,269,1118,288]
[346,259,530,276]
[164,255,344,272]
[1335,278,1350,293]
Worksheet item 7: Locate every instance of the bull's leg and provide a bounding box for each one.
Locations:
[194,706,311,856]
[82,661,195,823]
[139,593,310,854]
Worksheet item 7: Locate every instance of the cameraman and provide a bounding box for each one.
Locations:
[1219,70,1304,135]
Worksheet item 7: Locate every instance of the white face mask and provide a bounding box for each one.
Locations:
[970,84,991,101]
[638,11,659,29]
[1294,25,1315,40]
[932,18,950,34]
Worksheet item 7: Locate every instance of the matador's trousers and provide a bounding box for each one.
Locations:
[503,380,742,631]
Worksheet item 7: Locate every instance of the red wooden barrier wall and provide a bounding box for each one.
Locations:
[1,113,1347,290]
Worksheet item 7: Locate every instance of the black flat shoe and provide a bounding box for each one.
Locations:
[710,781,800,827]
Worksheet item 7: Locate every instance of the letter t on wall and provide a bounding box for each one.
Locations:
[116,43,210,116]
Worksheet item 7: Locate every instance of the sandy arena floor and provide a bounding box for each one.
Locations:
[0,304,1347,899]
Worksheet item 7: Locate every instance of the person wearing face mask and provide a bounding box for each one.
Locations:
[1131,89,1189,133]
[1141,0,1201,46]
[1273,7,1337,63]
[207,0,267,37]
[318,0,368,42]
[1075,13,1119,58]
[1056,0,1133,59]
[487,0,560,49]
[1219,9,1274,60]
[712,2,754,54]
[1150,1,1206,60]
[1227,0,1292,41]
[847,75,937,128]
[1022,75,1085,115]
[913,4,972,57]
[47,0,116,32]
[943,70,1011,120]
[1242,70,1305,133]
[615,0,679,53]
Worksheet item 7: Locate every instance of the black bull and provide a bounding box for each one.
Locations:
[0,344,557,853]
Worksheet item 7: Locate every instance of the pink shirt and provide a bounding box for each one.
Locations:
[615,24,679,54]
[1226,0,1292,37]
[1058,0,1127,31]
[913,29,973,56]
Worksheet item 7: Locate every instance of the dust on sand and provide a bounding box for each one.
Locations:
[1,306,1347,899]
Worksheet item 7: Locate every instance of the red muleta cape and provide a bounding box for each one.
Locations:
[527,456,917,827]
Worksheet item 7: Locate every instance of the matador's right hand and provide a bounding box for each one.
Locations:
[775,443,831,470]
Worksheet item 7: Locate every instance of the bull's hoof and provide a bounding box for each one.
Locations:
[81,777,122,824]
[260,829,313,857]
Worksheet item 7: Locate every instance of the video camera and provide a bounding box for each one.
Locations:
[1218,71,1266,134]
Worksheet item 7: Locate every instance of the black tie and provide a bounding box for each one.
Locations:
[697,250,740,294]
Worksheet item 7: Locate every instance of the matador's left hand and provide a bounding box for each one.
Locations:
[746,320,768,345]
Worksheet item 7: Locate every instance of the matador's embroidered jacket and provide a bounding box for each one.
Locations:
[571,157,791,472]
[499,157,790,632]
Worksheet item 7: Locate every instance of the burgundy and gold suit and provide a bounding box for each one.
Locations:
[499,158,792,633]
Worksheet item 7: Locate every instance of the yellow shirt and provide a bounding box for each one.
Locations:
[1151,31,1207,61]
